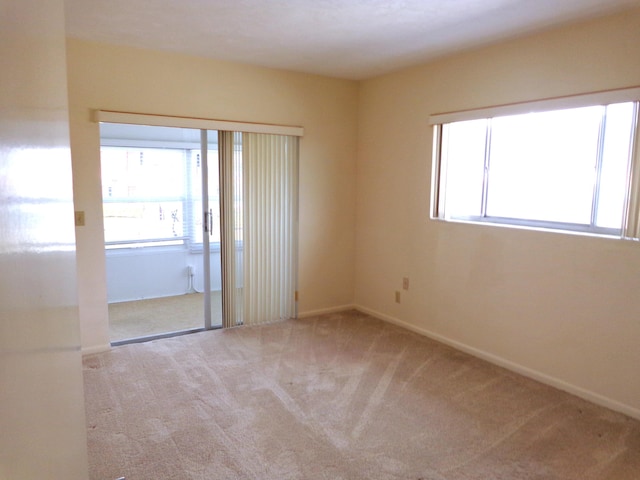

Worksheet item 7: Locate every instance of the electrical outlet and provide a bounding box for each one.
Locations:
[395,291,401,303]
[403,277,409,290]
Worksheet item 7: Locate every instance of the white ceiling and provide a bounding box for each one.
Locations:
[64,0,640,80]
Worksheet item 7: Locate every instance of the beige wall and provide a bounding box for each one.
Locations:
[0,1,89,478]
[68,8,640,418]
[355,9,640,417]
[67,39,359,351]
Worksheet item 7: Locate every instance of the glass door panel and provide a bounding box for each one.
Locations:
[205,131,223,328]
[100,123,221,342]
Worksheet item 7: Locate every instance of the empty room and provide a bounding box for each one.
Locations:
[2,1,640,479]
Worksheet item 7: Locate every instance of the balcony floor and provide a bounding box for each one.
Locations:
[108,291,222,342]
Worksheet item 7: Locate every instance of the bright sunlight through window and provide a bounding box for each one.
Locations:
[431,92,640,238]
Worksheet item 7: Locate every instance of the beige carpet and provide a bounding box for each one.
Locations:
[108,292,222,342]
[84,310,640,479]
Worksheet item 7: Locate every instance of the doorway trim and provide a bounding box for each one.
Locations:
[94,110,304,137]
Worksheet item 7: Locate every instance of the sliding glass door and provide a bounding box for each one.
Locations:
[100,124,222,342]
[99,114,301,343]
[202,130,224,329]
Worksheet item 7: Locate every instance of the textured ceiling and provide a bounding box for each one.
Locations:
[64,0,640,80]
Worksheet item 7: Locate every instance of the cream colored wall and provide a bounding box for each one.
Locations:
[356,9,640,417]
[67,39,359,351]
[0,1,89,478]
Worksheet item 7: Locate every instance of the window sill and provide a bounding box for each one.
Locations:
[431,215,624,241]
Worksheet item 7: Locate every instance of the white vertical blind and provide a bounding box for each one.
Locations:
[219,131,242,328]
[623,104,640,239]
[241,133,298,326]
[233,133,245,325]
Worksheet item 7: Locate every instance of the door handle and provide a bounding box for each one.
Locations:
[203,209,213,235]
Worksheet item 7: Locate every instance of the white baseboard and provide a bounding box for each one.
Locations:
[81,344,111,356]
[354,305,640,421]
[298,304,356,319]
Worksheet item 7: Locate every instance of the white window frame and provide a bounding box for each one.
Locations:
[429,87,640,239]
[100,141,198,250]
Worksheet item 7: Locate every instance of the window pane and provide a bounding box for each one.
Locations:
[101,146,186,243]
[187,149,204,245]
[441,119,487,218]
[207,148,221,243]
[103,201,184,243]
[486,107,602,224]
[188,147,222,246]
[596,103,635,229]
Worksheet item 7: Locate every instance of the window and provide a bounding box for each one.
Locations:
[100,125,242,251]
[431,89,640,238]
[101,146,190,247]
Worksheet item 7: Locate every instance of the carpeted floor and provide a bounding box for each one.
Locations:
[83,310,640,479]
[108,292,222,342]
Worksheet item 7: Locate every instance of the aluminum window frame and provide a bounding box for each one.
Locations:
[430,87,640,239]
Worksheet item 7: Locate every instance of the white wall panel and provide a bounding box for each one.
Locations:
[0,0,89,478]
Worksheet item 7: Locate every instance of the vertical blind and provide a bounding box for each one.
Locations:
[219,131,242,328]
[242,133,298,326]
[220,132,299,327]
[624,110,640,239]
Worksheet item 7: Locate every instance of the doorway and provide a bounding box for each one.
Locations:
[98,112,301,343]
[100,123,223,342]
